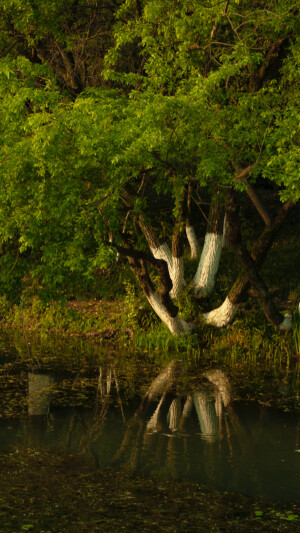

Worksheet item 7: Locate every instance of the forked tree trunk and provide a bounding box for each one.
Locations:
[122,185,186,300]
[204,369,231,417]
[120,246,193,336]
[204,200,294,327]
[139,217,185,300]
[145,290,192,334]
[225,194,291,328]
[193,196,224,296]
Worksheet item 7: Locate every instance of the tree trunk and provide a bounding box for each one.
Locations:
[204,200,294,327]
[119,246,192,336]
[122,185,186,300]
[186,224,200,258]
[193,196,224,296]
[168,398,182,431]
[186,180,200,258]
[139,212,186,300]
[170,219,185,299]
[139,218,174,277]
[137,360,183,417]
[225,193,290,328]
[145,290,193,335]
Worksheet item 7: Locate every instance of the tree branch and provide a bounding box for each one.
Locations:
[227,199,295,306]
[233,165,273,226]
[226,193,284,326]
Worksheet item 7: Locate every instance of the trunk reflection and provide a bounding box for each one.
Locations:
[1,360,298,502]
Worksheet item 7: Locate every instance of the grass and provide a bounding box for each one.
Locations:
[0,295,124,339]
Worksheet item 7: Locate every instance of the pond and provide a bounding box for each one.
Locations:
[0,333,300,532]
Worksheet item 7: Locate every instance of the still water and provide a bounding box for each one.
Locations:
[0,353,299,503]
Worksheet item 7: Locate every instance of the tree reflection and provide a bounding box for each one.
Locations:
[28,372,54,417]
[26,371,55,446]
[18,360,300,501]
[113,361,236,480]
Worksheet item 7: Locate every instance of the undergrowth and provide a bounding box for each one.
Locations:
[0,295,120,336]
[0,287,297,372]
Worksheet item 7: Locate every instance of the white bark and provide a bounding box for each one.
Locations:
[150,243,173,273]
[203,296,239,327]
[214,391,223,419]
[150,243,185,299]
[170,256,185,299]
[98,367,112,398]
[186,225,200,259]
[143,360,182,402]
[146,291,193,335]
[193,233,223,296]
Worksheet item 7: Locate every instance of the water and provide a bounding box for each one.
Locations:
[0,355,299,503]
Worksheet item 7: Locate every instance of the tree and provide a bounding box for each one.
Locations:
[0,0,299,334]
[0,0,121,92]
[103,0,299,331]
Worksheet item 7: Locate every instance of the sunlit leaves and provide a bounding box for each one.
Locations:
[0,0,299,303]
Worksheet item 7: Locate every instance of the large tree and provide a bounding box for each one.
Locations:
[0,0,299,333]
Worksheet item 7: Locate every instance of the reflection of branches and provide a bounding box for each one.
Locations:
[78,366,126,454]
[98,366,112,400]
[204,369,231,409]
[193,390,219,443]
[180,394,193,431]
[113,360,183,468]
[113,370,126,423]
[42,363,249,483]
[113,363,239,480]
[136,360,183,419]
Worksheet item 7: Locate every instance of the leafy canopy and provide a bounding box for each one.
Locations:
[0,0,299,299]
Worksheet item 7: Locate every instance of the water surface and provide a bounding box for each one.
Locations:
[0,352,299,503]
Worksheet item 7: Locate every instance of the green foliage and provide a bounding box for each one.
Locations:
[0,0,299,333]
[177,286,202,322]
[123,280,159,330]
